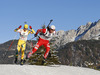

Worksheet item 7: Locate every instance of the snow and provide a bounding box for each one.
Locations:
[0,65,100,75]
[75,34,83,41]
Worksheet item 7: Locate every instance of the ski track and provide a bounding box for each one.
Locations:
[0,65,100,75]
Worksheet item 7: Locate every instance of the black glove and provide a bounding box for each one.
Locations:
[47,26,50,31]
[34,34,37,37]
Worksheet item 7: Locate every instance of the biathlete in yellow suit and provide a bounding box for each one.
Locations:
[14,24,35,65]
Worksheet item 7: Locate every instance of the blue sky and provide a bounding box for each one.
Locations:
[0,0,100,43]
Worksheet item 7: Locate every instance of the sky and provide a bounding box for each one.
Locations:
[0,0,100,43]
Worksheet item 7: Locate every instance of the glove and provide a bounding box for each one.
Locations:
[34,34,37,37]
[29,26,32,29]
[47,26,50,30]
[18,25,22,29]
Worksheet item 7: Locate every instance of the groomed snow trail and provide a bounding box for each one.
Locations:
[0,65,100,75]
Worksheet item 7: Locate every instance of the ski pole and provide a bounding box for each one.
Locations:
[20,36,36,48]
[3,33,18,62]
[30,34,34,49]
[31,36,36,40]
[8,32,18,50]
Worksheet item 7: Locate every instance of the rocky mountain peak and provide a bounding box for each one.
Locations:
[52,19,100,49]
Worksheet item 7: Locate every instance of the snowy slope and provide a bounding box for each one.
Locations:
[0,65,100,75]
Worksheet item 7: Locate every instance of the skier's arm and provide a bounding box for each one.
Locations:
[14,25,22,32]
[28,26,35,34]
[35,29,46,35]
[28,29,35,34]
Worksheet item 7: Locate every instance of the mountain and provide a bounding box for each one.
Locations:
[0,65,100,75]
[58,40,100,69]
[52,30,76,49]
[53,20,100,49]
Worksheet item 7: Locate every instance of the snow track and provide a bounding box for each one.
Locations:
[0,65,100,75]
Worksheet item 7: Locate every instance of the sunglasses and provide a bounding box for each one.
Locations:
[24,28,28,29]
[51,29,55,31]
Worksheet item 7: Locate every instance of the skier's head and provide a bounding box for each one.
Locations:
[24,24,28,29]
[24,24,28,31]
[49,25,55,33]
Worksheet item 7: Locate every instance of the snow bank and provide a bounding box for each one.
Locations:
[0,65,100,75]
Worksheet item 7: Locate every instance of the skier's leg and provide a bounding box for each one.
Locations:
[16,45,21,57]
[21,42,26,60]
[21,50,25,60]
[20,41,26,65]
[15,40,21,63]
[41,42,50,65]
[28,38,43,58]
[44,43,50,59]
[20,50,25,65]
[14,50,19,64]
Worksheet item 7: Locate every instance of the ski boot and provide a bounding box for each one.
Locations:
[14,57,18,64]
[42,57,47,65]
[14,50,18,64]
[20,59,24,65]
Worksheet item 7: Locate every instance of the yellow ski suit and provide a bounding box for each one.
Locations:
[14,27,35,60]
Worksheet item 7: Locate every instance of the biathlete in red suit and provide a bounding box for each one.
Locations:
[28,25,56,60]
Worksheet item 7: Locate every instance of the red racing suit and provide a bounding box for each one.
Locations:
[31,28,55,59]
